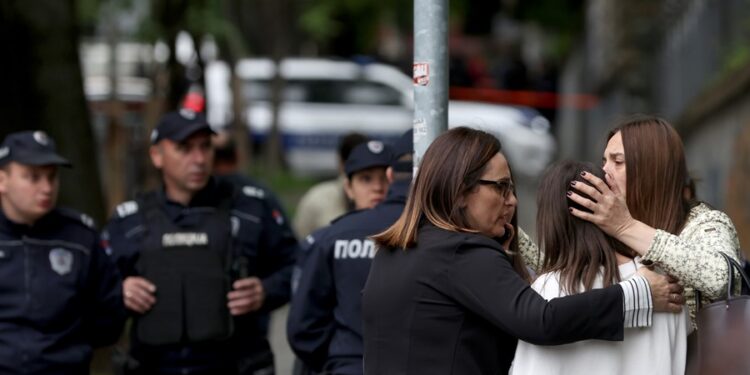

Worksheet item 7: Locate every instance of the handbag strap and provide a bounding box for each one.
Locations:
[719,251,750,300]
[693,251,749,311]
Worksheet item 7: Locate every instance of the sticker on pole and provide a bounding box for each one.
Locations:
[413,118,428,140]
[413,63,430,86]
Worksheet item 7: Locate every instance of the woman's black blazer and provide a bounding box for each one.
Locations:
[362,224,625,375]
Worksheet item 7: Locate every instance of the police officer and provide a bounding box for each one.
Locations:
[287,131,413,374]
[0,131,126,374]
[293,132,369,238]
[103,110,298,375]
[340,140,391,211]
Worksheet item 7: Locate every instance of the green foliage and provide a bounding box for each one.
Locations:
[515,0,584,60]
[299,0,380,51]
[298,0,412,54]
[184,0,223,36]
[725,45,750,73]
[299,1,341,43]
[76,0,101,31]
[516,0,584,33]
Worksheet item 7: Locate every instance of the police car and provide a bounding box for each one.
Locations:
[229,58,555,178]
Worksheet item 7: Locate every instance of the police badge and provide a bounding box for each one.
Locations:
[49,248,73,276]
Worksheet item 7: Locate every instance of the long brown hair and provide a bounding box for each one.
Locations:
[609,115,695,234]
[537,161,630,294]
[372,127,529,279]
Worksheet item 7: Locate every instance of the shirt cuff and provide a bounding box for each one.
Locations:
[619,275,653,328]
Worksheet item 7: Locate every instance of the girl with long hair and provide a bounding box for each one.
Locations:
[511,161,690,375]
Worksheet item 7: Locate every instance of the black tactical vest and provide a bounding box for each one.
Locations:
[134,189,234,346]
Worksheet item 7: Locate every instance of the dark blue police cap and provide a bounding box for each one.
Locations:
[150,109,215,145]
[0,131,71,167]
[344,140,393,176]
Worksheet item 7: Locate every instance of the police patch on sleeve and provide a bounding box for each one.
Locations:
[242,186,266,199]
[80,213,95,228]
[49,248,73,276]
[116,201,139,218]
[101,231,113,256]
[272,209,285,226]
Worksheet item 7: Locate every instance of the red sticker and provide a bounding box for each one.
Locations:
[413,63,429,86]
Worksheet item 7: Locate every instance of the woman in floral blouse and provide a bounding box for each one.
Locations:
[554,115,741,326]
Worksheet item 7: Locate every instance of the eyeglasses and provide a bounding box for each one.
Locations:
[477,178,515,198]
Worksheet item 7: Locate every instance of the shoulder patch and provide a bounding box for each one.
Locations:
[242,185,266,199]
[271,209,285,226]
[79,213,95,228]
[116,201,139,218]
[56,208,97,230]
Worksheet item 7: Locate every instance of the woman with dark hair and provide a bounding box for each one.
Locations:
[511,161,690,375]
[567,115,741,326]
[361,127,683,375]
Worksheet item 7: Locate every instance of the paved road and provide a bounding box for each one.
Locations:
[269,305,294,375]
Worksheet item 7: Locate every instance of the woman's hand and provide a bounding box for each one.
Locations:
[568,172,657,256]
[637,267,685,313]
[567,171,635,238]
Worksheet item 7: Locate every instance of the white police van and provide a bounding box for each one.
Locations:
[233,58,555,178]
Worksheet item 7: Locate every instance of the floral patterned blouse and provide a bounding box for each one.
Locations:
[519,203,742,326]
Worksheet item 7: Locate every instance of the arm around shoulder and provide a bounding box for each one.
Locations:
[444,243,625,346]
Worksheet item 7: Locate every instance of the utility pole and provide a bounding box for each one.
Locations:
[413,0,449,173]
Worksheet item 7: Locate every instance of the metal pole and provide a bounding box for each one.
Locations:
[413,0,449,173]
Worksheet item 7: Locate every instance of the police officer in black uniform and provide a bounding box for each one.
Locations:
[287,130,413,374]
[0,131,126,375]
[103,110,298,375]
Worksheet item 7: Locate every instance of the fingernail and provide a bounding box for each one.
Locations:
[581,172,587,177]
[569,208,573,213]
[570,181,576,186]
[566,191,572,196]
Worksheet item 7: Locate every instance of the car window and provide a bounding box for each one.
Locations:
[243,79,403,106]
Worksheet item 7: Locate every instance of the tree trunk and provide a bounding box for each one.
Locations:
[0,0,106,223]
[102,7,128,216]
[153,0,190,111]
[265,0,289,170]
[218,0,252,173]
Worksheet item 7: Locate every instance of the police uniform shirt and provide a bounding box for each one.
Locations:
[287,178,410,374]
[103,176,298,368]
[0,208,125,375]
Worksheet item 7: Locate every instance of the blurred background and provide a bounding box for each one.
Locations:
[1,0,749,373]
